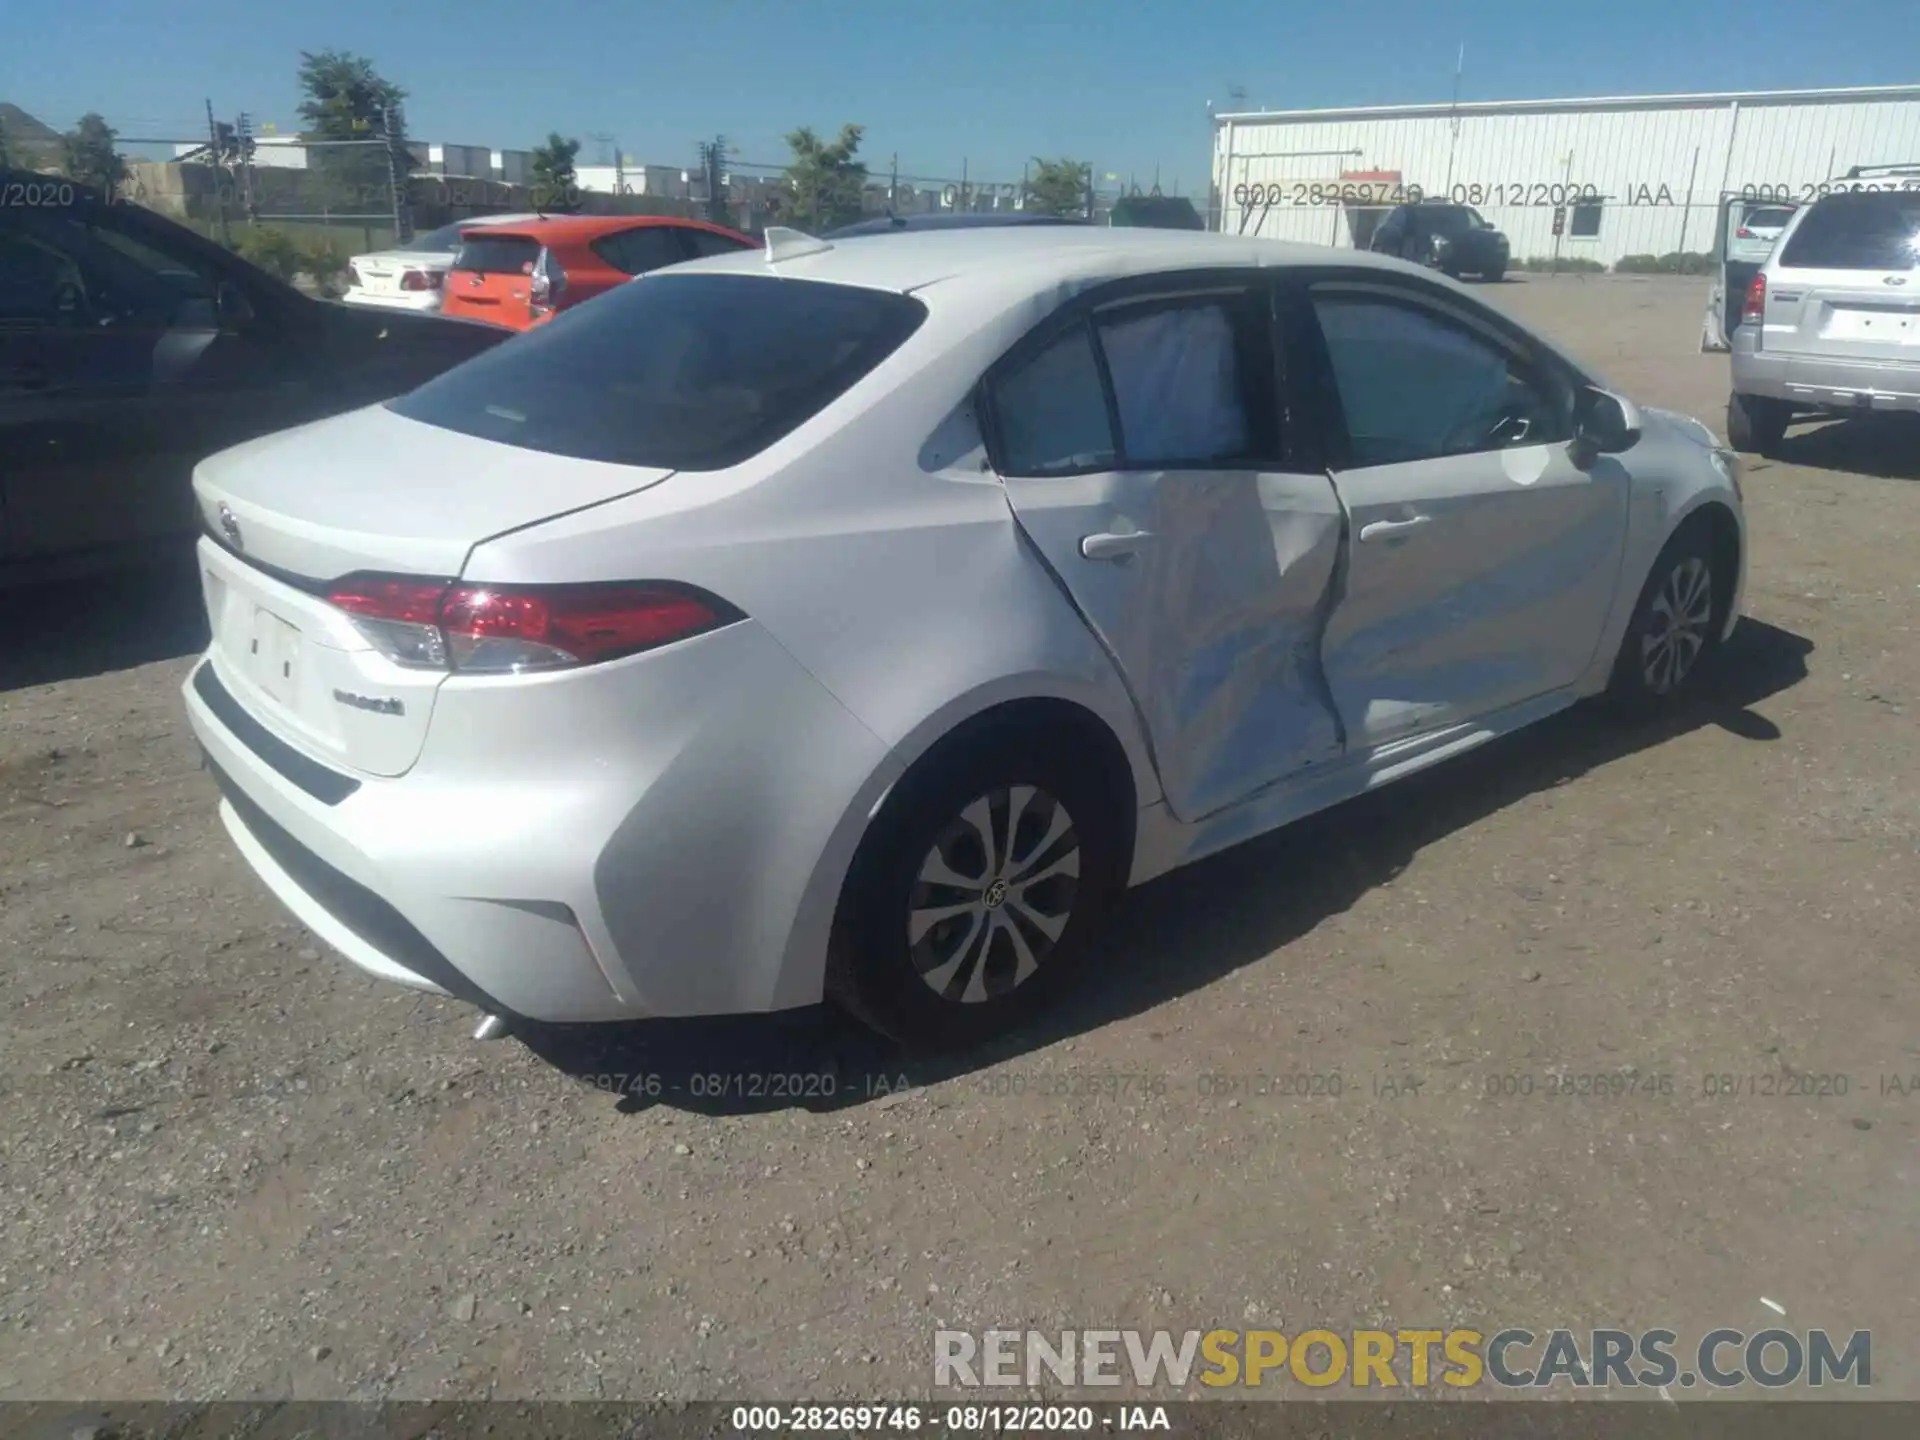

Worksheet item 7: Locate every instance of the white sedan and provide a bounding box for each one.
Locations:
[341,214,545,312]
[183,226,1746,1049]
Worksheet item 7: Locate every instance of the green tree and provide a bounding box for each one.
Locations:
[62,113,127,194]
[782,123,868,231]
[530,132,582,213]
[1024,157,1090,217]
[0,117,12,171]
[296,50,407,217]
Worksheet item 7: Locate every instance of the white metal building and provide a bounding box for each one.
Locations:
[1212,84,1920,264]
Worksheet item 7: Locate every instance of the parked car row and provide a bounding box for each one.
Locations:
[346,213,759,329]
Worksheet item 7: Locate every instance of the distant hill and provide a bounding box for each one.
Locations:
[0,103,65,166]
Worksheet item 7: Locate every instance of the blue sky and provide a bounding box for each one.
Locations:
[4,0,1915,191]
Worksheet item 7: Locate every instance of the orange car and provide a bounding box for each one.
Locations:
[439,215,758,330]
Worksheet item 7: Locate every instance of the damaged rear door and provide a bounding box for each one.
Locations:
[985,270,1346,824]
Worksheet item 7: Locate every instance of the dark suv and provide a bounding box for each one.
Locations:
[1369,203,1511,280]
[0,170,508,585]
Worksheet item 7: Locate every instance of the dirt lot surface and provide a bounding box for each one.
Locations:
[2,275,1917,1405]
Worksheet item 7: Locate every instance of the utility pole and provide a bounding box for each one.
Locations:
[696,136,728,223]
[1444,44,1464,196]
[380,102,411,244]
[205,99,231,246]
[235,111,256,222]
[889,152,898,210]
[960,156,968,212]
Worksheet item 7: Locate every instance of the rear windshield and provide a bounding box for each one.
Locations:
[1778,193,1920,271]
[387,272,929,471]
[1742,206,1796,230]
[453,234,541,275]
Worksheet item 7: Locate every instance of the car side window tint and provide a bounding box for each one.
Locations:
[1310,291,1565,467]
[1094,297,1263,465]
[1,213,214,329]
[0,228,74,325]
[597,228,689,276]
[989,322,1118,476]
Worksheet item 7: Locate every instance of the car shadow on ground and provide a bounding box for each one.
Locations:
[1772,412,1920,481]
[519,617,1813,1117]
[0,546,207,693]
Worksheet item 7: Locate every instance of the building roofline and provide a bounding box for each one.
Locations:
[1213,83,1920,125]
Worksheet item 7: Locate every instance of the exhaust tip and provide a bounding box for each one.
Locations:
[472,1013,512,1042]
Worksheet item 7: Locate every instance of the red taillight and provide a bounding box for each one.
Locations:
[400,268,444,292]
[324,577,737,674]
[1735,226,1755,238]
[1741,272,1767,325]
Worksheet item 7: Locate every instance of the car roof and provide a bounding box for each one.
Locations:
[666,225,1424,298]
[827,212,1090,238]
[459,213,733,240]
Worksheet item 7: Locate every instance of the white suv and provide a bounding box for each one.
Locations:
[1727,181,1920,454]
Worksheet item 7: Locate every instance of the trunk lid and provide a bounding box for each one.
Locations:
[349,248,455,297]
[1764,271,1920,362]
[191,405,674,775]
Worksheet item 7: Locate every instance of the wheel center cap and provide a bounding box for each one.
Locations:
[982,879,1009,910]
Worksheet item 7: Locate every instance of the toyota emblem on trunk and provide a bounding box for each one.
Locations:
[218,503,243,549]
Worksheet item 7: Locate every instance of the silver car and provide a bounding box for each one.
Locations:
[1728,183,1920,453]
[183,227,1747,1049]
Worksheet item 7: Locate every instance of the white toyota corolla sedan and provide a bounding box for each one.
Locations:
[182,225,1746,1049]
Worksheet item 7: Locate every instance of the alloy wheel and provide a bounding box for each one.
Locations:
[1641,556,1714,695]
[908,785,1081,1004]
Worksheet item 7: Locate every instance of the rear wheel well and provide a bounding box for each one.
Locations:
[892,698,1139,878]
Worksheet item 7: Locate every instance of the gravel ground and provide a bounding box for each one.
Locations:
[1,275,1916,1404]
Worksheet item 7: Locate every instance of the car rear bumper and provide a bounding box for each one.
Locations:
[183,618,899,1025]
[1731,338,1920,413]
[341,288,444,313]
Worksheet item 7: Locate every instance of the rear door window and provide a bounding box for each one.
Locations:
[388,272,927,471]
[989,324,1118,475]
[453,234,540,275]
[589,227,689,276]
[1094,296,1266,465]
[1778,194,1920,271]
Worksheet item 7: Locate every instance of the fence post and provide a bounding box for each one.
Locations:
[205,99,232,247]
[382,103,413,245]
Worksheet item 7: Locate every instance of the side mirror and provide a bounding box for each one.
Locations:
[215,280,257,329]
[1574,386,1642,458]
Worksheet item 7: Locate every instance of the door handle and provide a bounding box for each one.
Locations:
[1359,515,1433,542]
[1080,530,1154,561]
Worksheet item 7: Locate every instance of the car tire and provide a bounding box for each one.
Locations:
[825,727,1127,1051]
[1727,390,1789,456]
[1485,263,1506,282]
[1602,519,1728,717]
